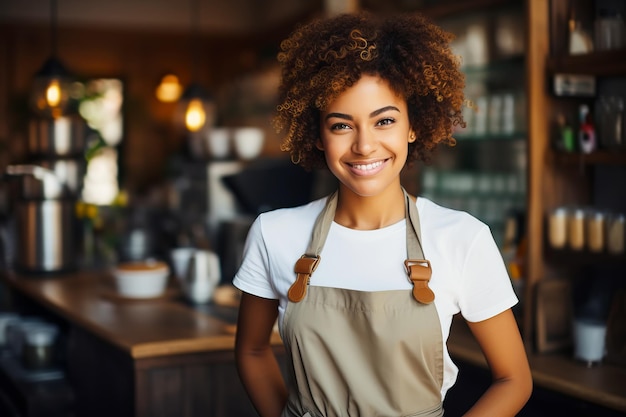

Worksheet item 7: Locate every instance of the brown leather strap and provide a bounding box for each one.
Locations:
[403,190,435,304]
[288,256,320,302]
[404,259,434,304]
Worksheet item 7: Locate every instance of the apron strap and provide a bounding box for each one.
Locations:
[403,189,435,304]
[288,191,336,303]
[288,188,434,304]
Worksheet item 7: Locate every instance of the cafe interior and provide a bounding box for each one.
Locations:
[0,0,625,416]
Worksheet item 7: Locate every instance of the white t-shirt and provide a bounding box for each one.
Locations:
[233,195,518,400]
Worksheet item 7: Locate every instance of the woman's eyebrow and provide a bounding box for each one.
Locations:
[324,106,400,121]
[325,112,352,121]
[370,106,400,117]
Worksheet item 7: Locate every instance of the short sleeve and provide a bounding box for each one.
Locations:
[232,216,278,300]
[459,226,518,322]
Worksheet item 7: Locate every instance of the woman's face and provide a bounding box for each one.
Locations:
[318,74,415,198]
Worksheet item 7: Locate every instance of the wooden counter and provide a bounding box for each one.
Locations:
[448,317,626,414]
[1,270,282,359]
[1,270,284,417]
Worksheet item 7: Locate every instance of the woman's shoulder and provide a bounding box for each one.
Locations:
[255,196,329,234]
[416,196,489,244]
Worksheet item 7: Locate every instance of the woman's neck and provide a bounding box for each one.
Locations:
[334,185,409,230]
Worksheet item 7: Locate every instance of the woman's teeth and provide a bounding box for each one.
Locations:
[352,160,383,171]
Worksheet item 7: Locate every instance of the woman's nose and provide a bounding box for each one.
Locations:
[352,130,376,155]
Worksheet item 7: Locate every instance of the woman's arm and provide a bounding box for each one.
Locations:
[464,309,533,416]
[235,292,288,417]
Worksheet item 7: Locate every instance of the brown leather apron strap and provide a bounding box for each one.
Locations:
[288,188,435,304]
[287,191,336,303]
[403,189,435,304]
[288,256,320,303]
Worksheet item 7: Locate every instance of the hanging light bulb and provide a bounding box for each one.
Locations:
[30,56,73,118]
[175,0,216,133]
[177,83,215,132]
[30,0,74,119]
[185,99,205,131]
[155,74,183,103]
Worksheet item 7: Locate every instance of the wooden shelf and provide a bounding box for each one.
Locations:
[448,316,626,413]
[548,50,626,77]
[551,150,626,166]
[544,247,626,268]
[419,0,519,19]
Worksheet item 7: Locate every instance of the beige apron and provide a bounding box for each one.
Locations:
[281,189,444,417]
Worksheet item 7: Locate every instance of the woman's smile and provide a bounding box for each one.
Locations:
[347,158,389,175]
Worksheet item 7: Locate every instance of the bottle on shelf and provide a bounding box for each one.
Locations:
[594,8,625,51]
[578,104,597,154]
[554,113,576,152]
[568,7,594,55]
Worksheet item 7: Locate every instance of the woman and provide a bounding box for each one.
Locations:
[234,11,532,417]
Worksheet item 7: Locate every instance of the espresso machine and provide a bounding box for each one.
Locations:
[5,115,86,274]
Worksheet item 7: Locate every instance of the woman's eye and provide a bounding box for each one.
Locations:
[377,118,395,126]
[330,123,351,131]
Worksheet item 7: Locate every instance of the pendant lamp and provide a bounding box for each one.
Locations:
[177,0,215,133]
[30,0,74,119]
[180,82,215,132]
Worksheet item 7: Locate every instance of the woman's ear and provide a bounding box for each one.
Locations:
[408,131,416,143]
[315,138,325,151]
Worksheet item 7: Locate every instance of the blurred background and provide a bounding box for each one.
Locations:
[0,1,625,416]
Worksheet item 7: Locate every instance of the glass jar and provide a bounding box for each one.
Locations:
[594,9,625,51]
[586,210,605,253]
[606,213,625,255]
[548,207,568,249]
[568,208,586,251]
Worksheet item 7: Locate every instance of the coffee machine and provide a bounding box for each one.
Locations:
[6,115,86,273]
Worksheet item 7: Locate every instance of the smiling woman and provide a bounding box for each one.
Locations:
[234,11,531,417]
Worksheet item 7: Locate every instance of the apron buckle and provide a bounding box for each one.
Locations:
[288,255,321,302]
[405,259,435,304]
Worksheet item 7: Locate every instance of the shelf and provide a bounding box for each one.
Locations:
[550,150,626,166]
[419,0,519,20]
[455,133,526,142]
[548,50,626,77]
[448,316,626,413]
[545,247,626,268]
[461,55,525,77]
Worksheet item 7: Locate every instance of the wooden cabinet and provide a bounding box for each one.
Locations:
[67,326,285,417]
[415,0,625,356]
[526,0,626,353]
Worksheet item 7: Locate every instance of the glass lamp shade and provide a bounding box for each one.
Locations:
[176,83,216,132]
[30,56,73,119]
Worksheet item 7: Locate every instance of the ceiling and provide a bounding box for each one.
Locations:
[0,0,431,34]
[0,0,325,34]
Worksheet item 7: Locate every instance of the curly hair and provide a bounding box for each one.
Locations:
[273,12,466,170]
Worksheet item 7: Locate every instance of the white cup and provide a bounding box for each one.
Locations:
[170,247,195,283]
[573,319,607,366]
[206,127,231,159]
[178,249,221,304]
[233,127,265,160]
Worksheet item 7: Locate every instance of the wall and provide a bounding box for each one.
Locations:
[0,16,314,192]
[0,0,321,35]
